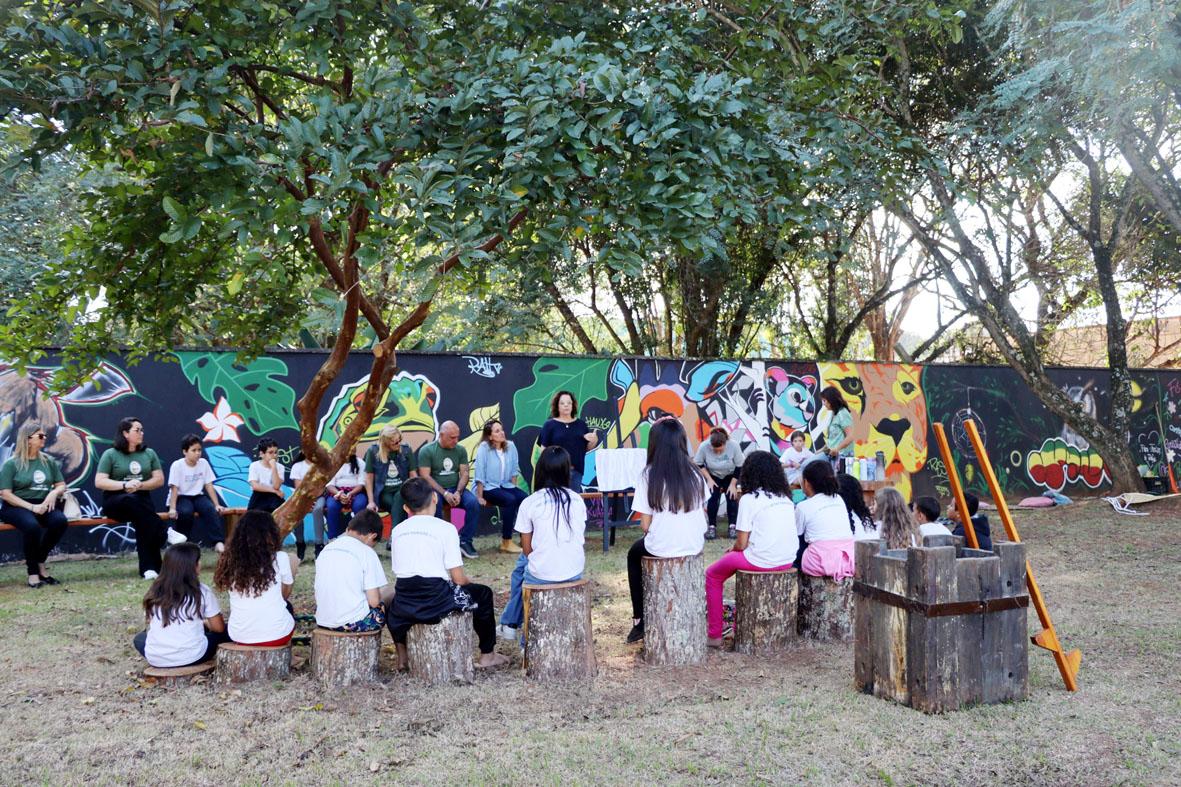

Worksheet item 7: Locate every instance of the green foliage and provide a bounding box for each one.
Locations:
[512,358,611,431]
[176,351,297,435]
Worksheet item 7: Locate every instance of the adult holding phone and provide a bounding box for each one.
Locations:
[538,390,598,492]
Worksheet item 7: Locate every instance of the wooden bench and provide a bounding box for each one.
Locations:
[0,507,247,536]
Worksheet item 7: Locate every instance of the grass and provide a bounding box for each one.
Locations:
[1,499,1179,785]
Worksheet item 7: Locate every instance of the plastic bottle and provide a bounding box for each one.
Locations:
[866,457,876,481]
[851,459,860,479]
[875,451,886,480]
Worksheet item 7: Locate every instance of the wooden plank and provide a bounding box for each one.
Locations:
[853,540,879,693]
[875,554,909,704]
[932,422,980,548]
[954,556,995,707]
[990,541,1030,702]
[906,546,958,713]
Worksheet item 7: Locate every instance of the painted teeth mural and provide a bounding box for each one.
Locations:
[1,352,1177,562]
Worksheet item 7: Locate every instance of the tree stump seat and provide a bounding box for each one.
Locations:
[312,627,382,686]
[144,661,215,686]
[734,569,798,654]
[523,579,596,682]
[406,612,474,685]
[641,552,706,666]
[215,642,292,684]
[797,572,854,642]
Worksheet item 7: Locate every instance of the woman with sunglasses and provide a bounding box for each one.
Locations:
[0,421,69,588]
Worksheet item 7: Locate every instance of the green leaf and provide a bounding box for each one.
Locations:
[511,358,610,431]
[161,197,183,221]
[226,271,244,295]
[176,352,298,435]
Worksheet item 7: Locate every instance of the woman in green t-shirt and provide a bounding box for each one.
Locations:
[94,417,168,579]
[0,421,69,588]
[819,386,855,470]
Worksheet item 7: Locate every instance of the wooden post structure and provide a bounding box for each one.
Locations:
[932,422,980,548]
[311,628,382,686]
[215,643,291,684]
[734,569,798,654]
[144,662,215,686]
[797,573,854,642]
[406,612,474,685]
[963,419,1080,692]
[641,553,706,666]
[522,579,597,681]
[854,537,1029,713]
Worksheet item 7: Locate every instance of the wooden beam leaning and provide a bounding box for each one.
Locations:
[962,418,1080,692]
[931,422,979,549]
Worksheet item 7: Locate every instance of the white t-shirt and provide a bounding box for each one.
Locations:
[779,446,813,483]
[853,517,881,541]
[290,460,309,484]
[631,469,707,558]
[227,552,295,643]
[314,535,388,628]
[920,522,953,538]
[516,489,587,581]
[736,492,798,568]
[330,462,364,489]
[145,583,220,667]
[248,460,285,490]
[795,493,852,543]
[389,514,462,580]
[168,458,216,497]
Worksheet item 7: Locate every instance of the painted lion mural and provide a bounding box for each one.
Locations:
[818,361,928,500]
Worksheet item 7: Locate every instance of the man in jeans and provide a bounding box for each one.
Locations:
[417,421,482,558]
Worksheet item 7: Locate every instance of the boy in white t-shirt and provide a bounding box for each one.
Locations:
[386,478,509,670]
[314,510,388,632]
[166,435,226,552]
[911,496,953,538]
[779,431,814,487]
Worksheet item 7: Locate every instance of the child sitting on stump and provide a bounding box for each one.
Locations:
[314,510,388,632]
[386,478,508,670]
[948,491,993,551]
[134,542,230,667]
[214,509,299,646]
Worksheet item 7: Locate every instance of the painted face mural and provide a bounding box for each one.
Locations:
[765,367,817,453]
[819,361,928,498]
[317,372,441,452]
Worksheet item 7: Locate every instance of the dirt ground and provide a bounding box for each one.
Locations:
[1,497,1178,786]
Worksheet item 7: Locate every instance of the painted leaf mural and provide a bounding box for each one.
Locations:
[512,358,610,431]
[176,352,297,436]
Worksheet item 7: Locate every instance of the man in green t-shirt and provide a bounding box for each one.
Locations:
[417,420,481,558]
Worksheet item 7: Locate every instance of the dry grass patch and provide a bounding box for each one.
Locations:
[1,499,1178,785]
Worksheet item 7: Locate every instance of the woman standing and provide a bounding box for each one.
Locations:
[94,417,168,579]
[538,390,598,492]
[473,418,528,554]
[0,422,69,587]
[819,386,855,470]
[624,418,707,644]
[363,425,416,524]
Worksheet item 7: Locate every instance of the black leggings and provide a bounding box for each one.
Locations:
[0,503,68,575]
[627,537,654,620]
[705,473,738,528]
[102,492,164,575]
[387,582,497,654]
[134,628,231,667]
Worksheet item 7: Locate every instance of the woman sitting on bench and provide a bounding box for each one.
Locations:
[0,420,69,588]
[214,510,299,646]
[94,417,168,580]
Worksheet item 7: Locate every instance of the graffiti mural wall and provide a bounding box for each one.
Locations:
[1,351,1176,562]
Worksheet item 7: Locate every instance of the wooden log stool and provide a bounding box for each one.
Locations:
[144,661,214,686]
[734,569,799,655]
[406,612,474,685]
[853,539,1029,713]
[797,572,854,642]
[523,579,596,682]
[215,643,292,684]
[311,628,382,687]
[641,552,706,666]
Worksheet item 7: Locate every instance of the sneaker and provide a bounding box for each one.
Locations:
[496,624,518,642]
[314,543,324,558]
[214,542,225,554]
[705,525,717,540]
[460,543,479,559]
[625,620,645,644]
[728,524,737,539]
[142,570,159,580]
[166,528,187,546]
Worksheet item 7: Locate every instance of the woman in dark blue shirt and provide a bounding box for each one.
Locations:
[538,390,598,492]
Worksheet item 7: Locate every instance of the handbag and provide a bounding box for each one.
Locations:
[61,491,82,520]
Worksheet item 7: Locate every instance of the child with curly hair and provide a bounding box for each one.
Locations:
[214,509,299,646]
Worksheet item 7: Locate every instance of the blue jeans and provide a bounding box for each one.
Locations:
[569,470,583,493]
[499,553,583,628]
[483,486,528,539]
[435,487,480,548]
[174,494,224,546]
[326,490,369,540]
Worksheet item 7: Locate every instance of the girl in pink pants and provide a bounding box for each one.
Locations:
[705,451,799,646]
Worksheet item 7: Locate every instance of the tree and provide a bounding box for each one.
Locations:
[0,1,795,530]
